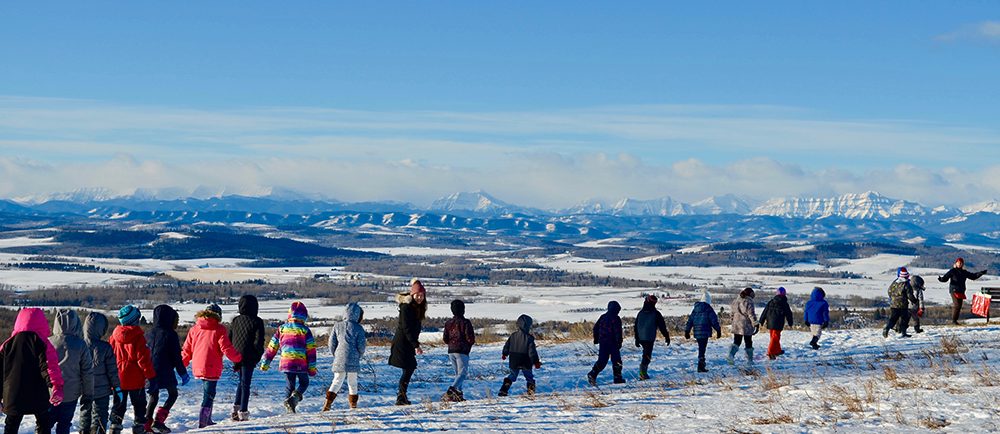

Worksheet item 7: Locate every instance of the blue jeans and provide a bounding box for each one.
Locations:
[506,368,534,383]
[285,373,309,397]
[234,363,255,412]
[48,398,78,434]
[448,353,469,390]
[201,380,218,408]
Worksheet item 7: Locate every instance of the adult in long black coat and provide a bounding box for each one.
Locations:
[389,279,427,406]
[229,295,266,421]
[938,257,987,325]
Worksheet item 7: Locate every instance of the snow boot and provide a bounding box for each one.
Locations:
[238,411,250,421]
[586,373,597,387]
[882,327,889,338]
[348,394,359,409]
[395,393,411,406]
[131,425,146,434]
[809,336,820,350]
[152,407,171,433]
[612,363,626,384]
[899,332,912,338]
[443,386,462,402]
[638,370,650,381]
[197,407,215,429]
[322,391,337,412]
[284,391,303,413]
[526,381,536,396]
[498,378,513,397]
[915,325,924,333]
[454,389,465,402]
[727,344,739,364]
[230,404,240,422]
[744,347,755,365]
[697,357,708,373]
[142,420,153,434]
[109,422,124,434]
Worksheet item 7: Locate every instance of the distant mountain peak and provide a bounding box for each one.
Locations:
[429,191,527,215]
[751,191,932,219]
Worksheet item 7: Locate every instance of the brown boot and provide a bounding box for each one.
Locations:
[348,394,359,409]
[321,391,337,412]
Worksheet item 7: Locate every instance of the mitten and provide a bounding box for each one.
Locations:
[260,362,270,372]
[113,387,124,402]
[501,355,507,361]
[635,339,641,348]
[534,361,542,369]
[684,331,690,340]
[50,386,64,406]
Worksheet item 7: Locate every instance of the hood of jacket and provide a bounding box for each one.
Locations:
[111,322,146,342]
[83,312,108,345]
[641,299,657,311]
[691,301,712,315]
[53,308,83,338]
[809,287,826,302]
[910,275,925,290]
[152,304,179,330]
[287,301,308,323]
[12,307,51,339]
[195,309,222,328]
[345,302,363,323]
[239,294,259,317]
[516,314,533,333]
[606,301,621,315]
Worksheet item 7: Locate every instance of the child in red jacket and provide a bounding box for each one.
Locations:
[109,305,156,434]
[182,304,242,428]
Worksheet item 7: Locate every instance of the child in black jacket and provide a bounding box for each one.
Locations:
[145,305,189,433]
[498,314,540,397]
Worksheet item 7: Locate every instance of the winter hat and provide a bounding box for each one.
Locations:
[410,278,426,295]
[644,294,658,305]
[897,267,909,280]
[450,299,466,317]
[205,303,222,316]
[288,301,309,322]
[700,290,712,305]
[776,287,787,296]
[117,305,141,326]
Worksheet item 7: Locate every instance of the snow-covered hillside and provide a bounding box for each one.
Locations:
[24,324,993,433]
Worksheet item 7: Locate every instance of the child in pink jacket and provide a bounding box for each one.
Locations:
[181,304,242,428]
[0,308,65,434]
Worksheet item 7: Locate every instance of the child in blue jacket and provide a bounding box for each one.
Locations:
[803,287,830,350]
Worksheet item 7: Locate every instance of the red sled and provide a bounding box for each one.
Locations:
[971,293,991,318]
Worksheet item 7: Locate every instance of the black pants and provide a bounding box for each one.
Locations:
[398,368,415,396]
[638,341,654,373]
[5,412,51,434]
[697,337,709,361]
[111,388,147,428]
[145,385,178,421]
[589,343,623,378]
[733,334,753,348]
[885,308,911,333]
[952,297,964,323]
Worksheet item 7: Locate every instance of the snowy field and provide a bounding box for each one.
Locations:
[6,324,996,433]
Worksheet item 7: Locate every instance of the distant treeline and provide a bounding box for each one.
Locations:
[2,262,159,277]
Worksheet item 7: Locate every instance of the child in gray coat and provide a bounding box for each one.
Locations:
[322,302,366,410]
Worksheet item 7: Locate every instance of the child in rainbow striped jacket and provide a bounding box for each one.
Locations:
[260,301,317,413]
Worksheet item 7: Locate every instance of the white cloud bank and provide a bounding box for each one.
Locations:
[1,96,999,208]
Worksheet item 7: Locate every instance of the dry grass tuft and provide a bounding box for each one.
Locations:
[760,367,790,391]
[921,416,950,429]
[827,384,864,413]
[583,390,611,408]
[750,414,794,425]
[940,335,967,355]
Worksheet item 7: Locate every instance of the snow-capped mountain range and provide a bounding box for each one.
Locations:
[7,188,1000,221]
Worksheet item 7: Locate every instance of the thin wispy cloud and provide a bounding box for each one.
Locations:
[936,20,1000,43]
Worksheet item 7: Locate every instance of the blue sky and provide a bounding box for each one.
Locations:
[1,2,999,207]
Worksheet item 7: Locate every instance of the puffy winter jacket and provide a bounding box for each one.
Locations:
[229,295,266,367]
[388,294,424,370]
[803,288,830,326]
[109,324,155,391]
[263,302,317,375]
[593,301,623,347]
[181,309,242,381]
[328,302,367,373]
[443,300,475,355]
[83,312,120,398]
[730,295,757,336]
[685,302,720,340]
[146,305,186,388]
[0,308,64,415]
[502,315,540,370]
[50,309,94,403]
[759,295,794,331]
[911,276,926,310]
[635,300,669,343]
[938,267,986,297]
[888,279,917,309]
